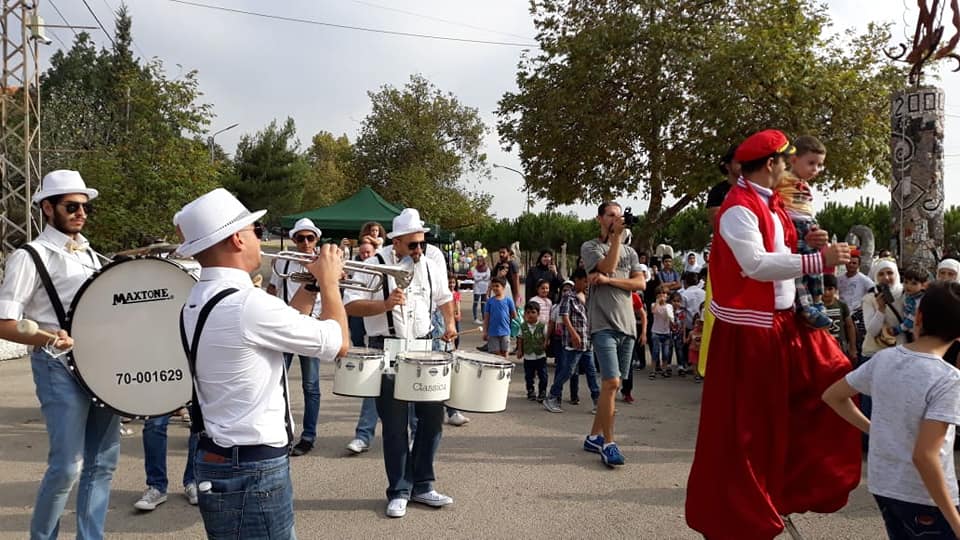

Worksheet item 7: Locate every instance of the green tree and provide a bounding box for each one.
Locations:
[656,205,711,253]
[497,0,904,251]
[223,118,309,225]
[943,206,960,257]
[815,198,892,251]
[353,74,492,229]
[40,7,218,251]
[300,131,355,210]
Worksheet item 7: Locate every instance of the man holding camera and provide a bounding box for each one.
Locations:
[579,202,646,468]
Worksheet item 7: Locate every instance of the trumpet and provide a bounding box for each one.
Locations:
[261,251,414,292]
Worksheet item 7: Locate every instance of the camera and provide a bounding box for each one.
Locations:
[875,283,895,305]
[623,207,638,226]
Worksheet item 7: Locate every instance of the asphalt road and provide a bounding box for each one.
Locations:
[0,292,888,539]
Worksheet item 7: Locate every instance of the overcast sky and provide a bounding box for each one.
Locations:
[45,0,960,220]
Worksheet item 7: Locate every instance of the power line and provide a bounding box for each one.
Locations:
[48,0,78,37]
[165,0,539,48]
[81,0,117,47]
[348,0,534,41]
[47,28,68,49]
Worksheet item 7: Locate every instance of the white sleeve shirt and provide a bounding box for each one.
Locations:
[182,266,343,448]
[717,181,821,310]
[343,246,453,339]
[0,225,100,331]
[268,259,322,316]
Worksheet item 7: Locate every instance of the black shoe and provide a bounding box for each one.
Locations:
[527,393,537,401]
[290,439,314,457]
[476,343,489,352]
[570,397,580,405]
[537,393,546,403]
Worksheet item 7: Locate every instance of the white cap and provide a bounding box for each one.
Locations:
[289,218,321,239]
[174,188,265,257]
[32,170,98,203]
[387,208,430,239]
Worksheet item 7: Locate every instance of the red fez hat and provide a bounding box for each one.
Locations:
[734,129,795,162]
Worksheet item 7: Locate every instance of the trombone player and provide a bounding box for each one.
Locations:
[343,208,457,519]
[266,218,324,457]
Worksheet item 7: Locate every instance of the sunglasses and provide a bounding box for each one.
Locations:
[245,221,263,240]
[59,201,94,215]
[407,241,428,251]
[294,234,316,243]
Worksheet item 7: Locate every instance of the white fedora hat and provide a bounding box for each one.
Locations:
[32,170,98,203]
[387,208,430,239]
[175,188,266,257]
[289,218,321,239]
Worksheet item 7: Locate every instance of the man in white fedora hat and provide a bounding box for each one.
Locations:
[176,188,348,539]
[343,207,457,518]
[0,170,119,539]
[266,217,324,457]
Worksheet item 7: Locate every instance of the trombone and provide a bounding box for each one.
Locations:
[261,251,414,292]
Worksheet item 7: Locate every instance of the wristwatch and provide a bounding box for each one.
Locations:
[303,282,321,293]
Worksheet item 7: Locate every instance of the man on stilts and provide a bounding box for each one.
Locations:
[685,130,862,540]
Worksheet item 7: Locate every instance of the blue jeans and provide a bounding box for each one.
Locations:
[672,336,688,369]
[195,451,295,539]
[472,292,487,320]
[874,494,959,539]
[284,353,320,442]
[592,329,636,380]
[651,333,673,370]
[30,350,121,540]
[569,349,600,401]
[143,415,199,492]
[375,374,443,500]
[548,347,579,399]
[354,397,379,444]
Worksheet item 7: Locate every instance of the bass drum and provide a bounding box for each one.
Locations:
[66,257,197,418]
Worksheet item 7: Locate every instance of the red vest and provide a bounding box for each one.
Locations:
[709,180,797,328]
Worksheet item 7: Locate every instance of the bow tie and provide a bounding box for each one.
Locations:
[66,240,88,253]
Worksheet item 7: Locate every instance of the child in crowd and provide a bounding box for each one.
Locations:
[823,281,960,538]
[776,135,830,329]
[688,315,704,383]
[448,277,462,349]
[888,266,929,344]
[530,279,552,326]
[822,274,857,359]
[483,277,517,358]
[517,302,549,402]
[669,291,688,377]
[649,285,674,379]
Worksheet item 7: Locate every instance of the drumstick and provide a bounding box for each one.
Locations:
[16,319,59,341]
[454,326,483,337]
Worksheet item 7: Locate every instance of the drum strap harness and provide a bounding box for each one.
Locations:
[375,253,432,338]
[21,244,67,329]
[179,288,295,450]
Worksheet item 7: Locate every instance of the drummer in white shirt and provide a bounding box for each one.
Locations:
[175,189,348,539]
[343,208,457,519]
[0,170,118,540]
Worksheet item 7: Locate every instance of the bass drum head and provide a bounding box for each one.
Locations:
[66,257,197,418]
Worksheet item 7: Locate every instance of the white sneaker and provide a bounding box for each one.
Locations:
[386,498,407,518]
[133,487,167,511]
[447,411,470,426]
[411,490,453,507]
[184,482,198,505]
[473,318,483,324]
[346,438,369,454]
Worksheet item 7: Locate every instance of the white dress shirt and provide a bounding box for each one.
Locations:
[0,225,100,330]
[268,259,322,316]
[718,180,818,310]
[182,267,343,448]
[342,246,452,339]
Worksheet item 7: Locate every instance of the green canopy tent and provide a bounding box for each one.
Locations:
[279,186,448,241]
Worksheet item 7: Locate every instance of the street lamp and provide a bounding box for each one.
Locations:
[492,163,531,214]
[208,123,239,163]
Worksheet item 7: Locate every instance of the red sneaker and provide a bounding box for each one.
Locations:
[623,393,635,404]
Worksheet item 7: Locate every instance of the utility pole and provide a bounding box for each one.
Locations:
[492,163,531,214]
[0,0,42,268]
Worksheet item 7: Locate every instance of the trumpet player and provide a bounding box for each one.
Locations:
[343,208,457,519]
[176,189,347,539]
[266,218,324,457]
